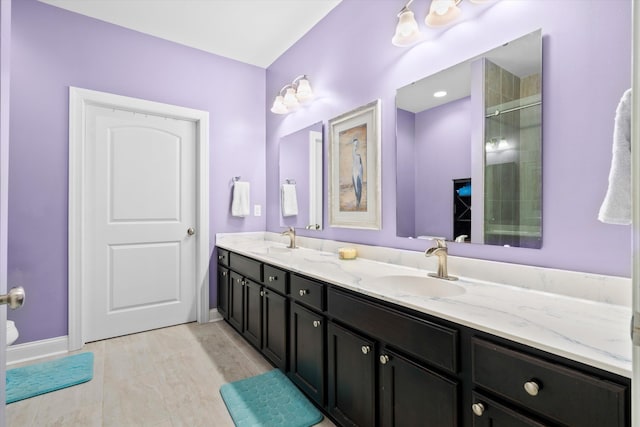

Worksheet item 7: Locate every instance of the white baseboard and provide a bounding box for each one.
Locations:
[209,308,223,322]
[7,336,69,366]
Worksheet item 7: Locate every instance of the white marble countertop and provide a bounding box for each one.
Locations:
[216,233,632,378]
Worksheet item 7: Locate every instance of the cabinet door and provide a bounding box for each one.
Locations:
[217,266,229,319]
[471,392,548,427]
[289,302,325,406]
[262,289,288,371]
[228,271,244,333]
[243,279,262,349]
[327,322,376,427]
[380,348,459,427]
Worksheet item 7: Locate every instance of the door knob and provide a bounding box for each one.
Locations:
[187,227,196,236]
[0,287,25,310]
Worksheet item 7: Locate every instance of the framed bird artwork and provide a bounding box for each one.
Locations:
[328,99,381,229]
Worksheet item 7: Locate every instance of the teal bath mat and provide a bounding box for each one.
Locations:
[6,352,94,404]
[220,369,323,427]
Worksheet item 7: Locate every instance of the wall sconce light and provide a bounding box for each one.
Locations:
[392,0,496,46]
[270,75,315,115]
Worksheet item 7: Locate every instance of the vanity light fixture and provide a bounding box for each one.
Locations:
[392,0,423,47]
[392,0,497,46]
[270,75,315,115]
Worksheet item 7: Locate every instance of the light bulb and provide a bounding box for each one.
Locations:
[270,95,288,114]
[283,87,300,109]
[295,78,314,102]
[392,9,422,47]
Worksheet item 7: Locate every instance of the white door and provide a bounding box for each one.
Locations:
[83,105,197,342]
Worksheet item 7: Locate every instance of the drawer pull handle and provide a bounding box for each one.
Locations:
[472,403,485,417]
[361,345,371,355]
[299,289,308,296]
[379,355,390,365]
[524,380,540,396]
[313,320,321,328]
[268,276,277,282]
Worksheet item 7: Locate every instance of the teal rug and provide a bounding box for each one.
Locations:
[220,369,323,427]
[6,352,94,404]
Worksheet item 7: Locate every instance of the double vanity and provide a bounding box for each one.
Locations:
[216,233,631,427]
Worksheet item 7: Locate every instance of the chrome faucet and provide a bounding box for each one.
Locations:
[281,226,297,249]
[425,239,458,281]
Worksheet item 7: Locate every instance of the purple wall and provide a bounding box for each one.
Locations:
[396,108,415,237]
[414,97,471,239]
[8,0,266,344]
[266,0,632,277]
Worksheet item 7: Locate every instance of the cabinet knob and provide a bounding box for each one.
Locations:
[361,345,371,355]
[472,403,485,417]
[222,271,227,277]
[218,255,224,260]
[268,276,277,282]
[379,354,390,365]
[260,290,265,297]
[313,320,321,328]
[524,380,540,396]
[236,278,241,283]
[299,289,308,296]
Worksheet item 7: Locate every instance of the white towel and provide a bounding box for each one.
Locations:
[281,184,299,217]
[231,181,250,217]
[599,89,632,225]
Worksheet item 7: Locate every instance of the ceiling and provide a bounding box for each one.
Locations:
[38,0,342,68]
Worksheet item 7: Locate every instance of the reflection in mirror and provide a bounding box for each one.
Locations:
[279,122,323,230]
[396,30,542,248]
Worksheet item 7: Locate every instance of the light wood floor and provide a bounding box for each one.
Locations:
[6,321,336,426]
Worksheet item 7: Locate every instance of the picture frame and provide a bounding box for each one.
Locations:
[328,99,381,229]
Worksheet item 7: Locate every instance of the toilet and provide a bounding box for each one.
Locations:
[7,320,18,346]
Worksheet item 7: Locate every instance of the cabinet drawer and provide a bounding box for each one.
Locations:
[472,338,628,427]
[290,274,325,312]
[229,253,262,282]
[471,392,547,427]
[328,288,458,374]
[217,248,230,266]
[263,264,288,295]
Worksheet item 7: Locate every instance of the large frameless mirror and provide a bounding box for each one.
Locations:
[395,29,542,248]
[279,122,324,230]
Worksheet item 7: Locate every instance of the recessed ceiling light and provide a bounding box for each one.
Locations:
[433,91,447,98]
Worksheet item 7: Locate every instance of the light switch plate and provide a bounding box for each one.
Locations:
[254,204,262,216]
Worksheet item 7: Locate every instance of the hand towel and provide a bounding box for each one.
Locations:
[231,181,250,217]
[281,183,299,217]
[598,89,632,225]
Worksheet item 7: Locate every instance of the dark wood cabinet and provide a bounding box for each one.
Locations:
[380,347,459,427]
[243,278,263,348]
[217,266,230,319]
[327,322,376,427]
[262,289,288,371]
[290,301,325,406]
[228,271,244,333]
[216,248,631,427]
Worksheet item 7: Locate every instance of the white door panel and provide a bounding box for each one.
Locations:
[84,105,196,342]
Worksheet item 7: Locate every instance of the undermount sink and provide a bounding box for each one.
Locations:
[252,246,293,255]
[360,275,466,298]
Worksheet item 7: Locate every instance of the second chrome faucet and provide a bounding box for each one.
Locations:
[425,239,457,281]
